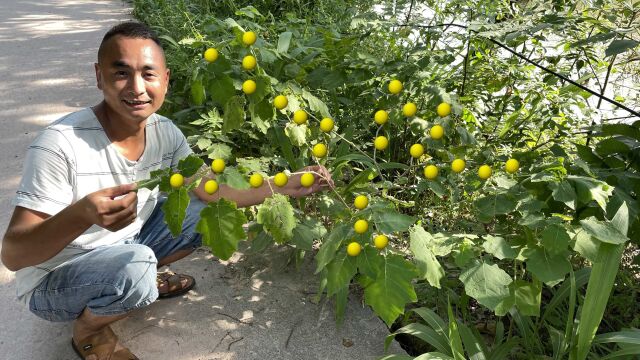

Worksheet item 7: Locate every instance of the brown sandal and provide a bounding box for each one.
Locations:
[72,326,138,359]
[156,270,196,299]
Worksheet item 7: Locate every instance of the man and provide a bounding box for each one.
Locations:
[1,22,333,360]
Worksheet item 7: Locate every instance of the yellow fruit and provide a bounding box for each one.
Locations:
[430,124,444,140]
[410,144,424,158]
[437,102,452,117]
[242,55,257,70]
[300,173,315,187]
[204,180,219,194]
[374,110,388,125]
[451,159,466,173]
[505,158,520,174]
[403,102,417,117]
[354,219,369,234]
[211,159,226,173]
[169,173,184,188]
[374,136,389,151]
[347,242,362,257]
[374,234,389,250]
[293,110,308,125]
[312,143,328,158]
[354,195,369,210]
[242,31,257,46]
[242,79,257,95]
[273,172,288,187]
[273,95,288,110]
[319,118,334,132]
[203,48,218,63]
[388,79,403,94]
[478,165,492,180]
[249,173,264,188]
[424,165,439,179]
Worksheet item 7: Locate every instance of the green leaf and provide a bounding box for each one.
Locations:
[372,209,415,234]
[256,194,297,244]
[326,250,357,297]
[356,245,383,279]
[302,89,331,118]
[523,247,571,286]
[568,176,613,211]
[190,79,205,105]
[207,143,233,160]
[284,122,307,147]
[571,32,617,47]
[459,261,512,312]
[474,194,517,219]
[315,223,351,274]
[483,235,517,260]
[162,188,190,237]
[579,217,629,245]
[595,138,631,157]
[362,254,417,327]
[540,224,571,255]
[248,99,274,134]
[410,226,445,288]
[223,95,246,133]
[495,279,542,317]
[551,181,577,210]
[291,218,326,251]
[208,74,235,106]
[447,302,465,360]
[385,323,451,355]
[277,31,293,54]
[217,167,250,189]
[605,39,640,57]
[573,230,600,262]
[197,199,248,260]
[177,155,204,178]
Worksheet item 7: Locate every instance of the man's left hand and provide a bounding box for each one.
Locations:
[279,165,334,198]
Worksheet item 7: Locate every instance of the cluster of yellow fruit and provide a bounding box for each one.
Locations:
[345,195,390,257]
[203,31,259,96]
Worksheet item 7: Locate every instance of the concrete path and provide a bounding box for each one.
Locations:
[0,1,404,359]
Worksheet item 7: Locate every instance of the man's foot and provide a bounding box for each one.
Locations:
[72,326,138,360]
[156,270,196,298]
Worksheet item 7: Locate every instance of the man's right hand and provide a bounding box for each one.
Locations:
[78,183,138,232]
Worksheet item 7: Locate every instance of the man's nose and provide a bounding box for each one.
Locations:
[129,74,145,95]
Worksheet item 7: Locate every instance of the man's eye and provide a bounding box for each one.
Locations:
[115,71,128,77]
[145,73,157,78]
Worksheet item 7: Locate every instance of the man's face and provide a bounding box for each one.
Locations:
[95,35,169,123]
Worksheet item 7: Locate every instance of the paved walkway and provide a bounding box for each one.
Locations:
[0,1,403,359]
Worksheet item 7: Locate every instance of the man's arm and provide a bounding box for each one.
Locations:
[1,184,138,271]
[190,165,334,208]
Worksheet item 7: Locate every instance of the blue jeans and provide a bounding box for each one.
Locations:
[28,196,205,322]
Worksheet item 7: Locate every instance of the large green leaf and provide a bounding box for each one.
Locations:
[495,279,542,317]
[371,208,415,234]
[162,187,190,237]
[277,31,293,53]
[540,224,571,255]
[217,166,250,189]
[474,194,517,219]
[409,226,445,288]
[256,194,297,244]
[524,247,571,286]
[291,218,326,251]
[482,235,517,260]
[284,122,307,147]
[248,99,274,134]
[196,199,248,260]
[223,95,246,133]
[579,217,628,245]
[325,250,357,297]
[550,181,576,210]
[357,245,384,280]
[208,74,235,106]
[459,261,512,312]
[177,155,204,178]
[568,176,613,211]
[362,254,417,327]
[385,323,451,355]
[315,223,351,274]
[302,89,331,118]
[605,39,640,57]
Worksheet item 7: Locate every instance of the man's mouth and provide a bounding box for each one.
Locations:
[123,99,152,105]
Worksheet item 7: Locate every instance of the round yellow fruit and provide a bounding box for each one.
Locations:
[505,158,520,174]
[273,95,288,110]
[354,195,369,210]
[273,172,288,187]
[388,79,403,94]
[374,136,389,151]
[211,159,226,173]
[478,165,492,180]
[410,144,424,158]
[319,118,334,132]
[293,110,308,125]
[242,31,257,46]
[242,55,257,70]
[242,79,257,95]
[424,165,439,179]
[249,173,264,188]
[437,102,452,117]
[169,173,184,188]
[430,124,444,140]
[203,48,218,63]
[300,173,315,187]
[403,102,417,117]
[312,143,328,158]
[374,234,389,250]
[347,242,362,257]
[374,110,388,125]
[354,219,369,234]
[204,180,219,194]
[451,159,466,173]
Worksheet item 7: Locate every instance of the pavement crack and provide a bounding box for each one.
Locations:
[216,311,254,326]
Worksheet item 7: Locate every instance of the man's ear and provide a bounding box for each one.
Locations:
[94,63,103,90]
[164,68,171,95]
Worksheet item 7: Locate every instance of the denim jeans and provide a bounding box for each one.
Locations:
[28,196,206,322]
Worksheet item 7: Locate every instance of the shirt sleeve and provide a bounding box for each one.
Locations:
[169,123,194,169]
[11,129,75,216]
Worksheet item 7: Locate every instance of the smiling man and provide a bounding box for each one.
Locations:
[1,22,333,360]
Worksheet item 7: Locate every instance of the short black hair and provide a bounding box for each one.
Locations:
[97,21,163,62]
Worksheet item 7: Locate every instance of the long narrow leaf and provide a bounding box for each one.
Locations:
[412,308,449,340]
[447,302,465,360]
[458,323,487,360]
[598,345,640,360]
[385,323,451,355]
[488,337,520,360]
